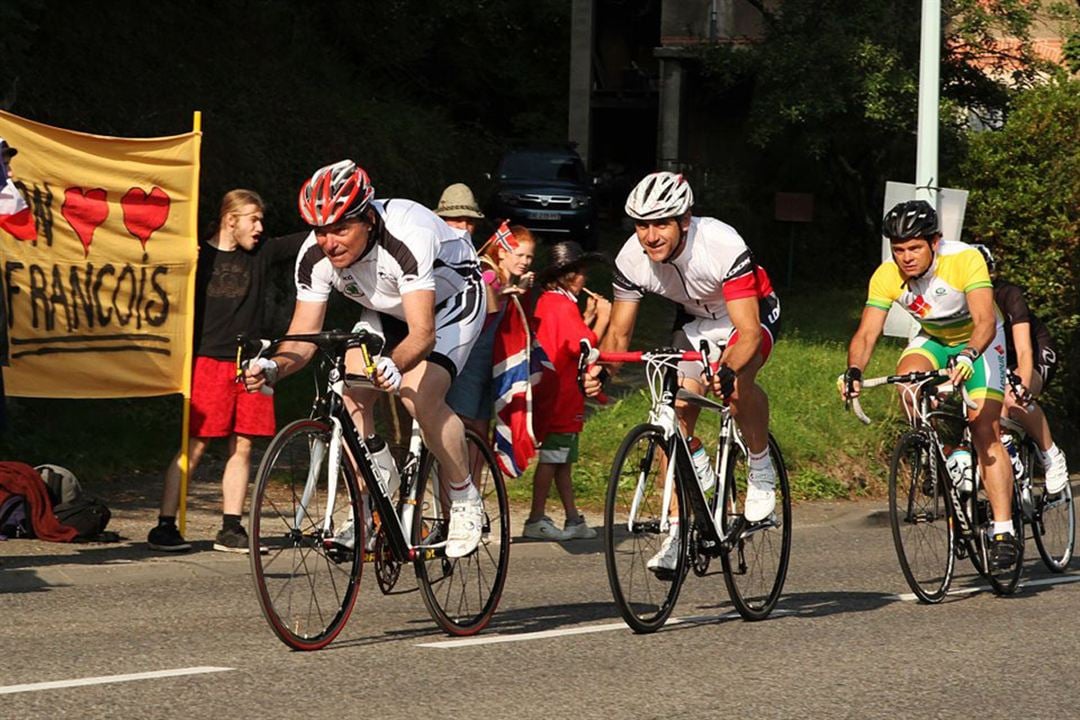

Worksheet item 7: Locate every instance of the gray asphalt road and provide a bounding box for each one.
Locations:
[2,500,1078,719]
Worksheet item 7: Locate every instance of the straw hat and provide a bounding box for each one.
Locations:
[435,183,484,219]
[538,241,608,286]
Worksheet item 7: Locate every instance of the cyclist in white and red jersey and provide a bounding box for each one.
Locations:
[244,160,487,558]
[582,171,781,572]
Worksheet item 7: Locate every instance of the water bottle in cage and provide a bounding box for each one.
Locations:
[945,446,973,494]
[1001,434,1025,482]
[688,436,716,494]
[367,434,401,498]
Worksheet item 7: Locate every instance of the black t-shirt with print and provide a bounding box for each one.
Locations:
[194,232,307,358]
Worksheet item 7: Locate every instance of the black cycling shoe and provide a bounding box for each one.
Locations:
[988,532,1019,570]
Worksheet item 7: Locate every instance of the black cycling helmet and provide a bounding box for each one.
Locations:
[882,200,940,242]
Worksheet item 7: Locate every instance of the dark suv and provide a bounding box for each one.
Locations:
[488,146,597,246]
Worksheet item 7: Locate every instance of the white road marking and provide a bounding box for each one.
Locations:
[0,667,233,695]
[893,571,1080,602]
[418,609,795,648]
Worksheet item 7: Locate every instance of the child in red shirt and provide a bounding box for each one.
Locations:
[528,241,610,540]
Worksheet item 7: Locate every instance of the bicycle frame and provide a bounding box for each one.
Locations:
[598,347,749,551]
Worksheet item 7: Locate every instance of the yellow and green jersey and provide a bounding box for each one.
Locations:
[866,241,996,346]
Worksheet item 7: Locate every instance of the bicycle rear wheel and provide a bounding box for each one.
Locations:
[604,424,688,633]
[888,431,955,603]
[413,429,510,636]
[1028,441,1074,572]
[250,418,363,650]
[720,433,792,620]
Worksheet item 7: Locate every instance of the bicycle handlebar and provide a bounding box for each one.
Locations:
[236,328,388,394]
[847,368,976,424]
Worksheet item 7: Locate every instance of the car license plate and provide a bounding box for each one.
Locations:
[528,211,560,221]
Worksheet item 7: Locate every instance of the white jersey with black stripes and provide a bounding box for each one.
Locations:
[294,198,480,321]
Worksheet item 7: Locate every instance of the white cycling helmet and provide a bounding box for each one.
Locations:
[625,171,694,220]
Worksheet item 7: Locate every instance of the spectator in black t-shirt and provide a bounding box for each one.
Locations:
[148,190,306,552]
[974,244,1069,495]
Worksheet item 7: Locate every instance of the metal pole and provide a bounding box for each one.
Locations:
[915,0,941,208]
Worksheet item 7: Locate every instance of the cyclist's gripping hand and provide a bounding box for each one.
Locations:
[582,364,607,398]
[710,365,736,401]
[243,358,278,394]
[838,367,862,401]
[374,356,402,393]
[947,348,977,388]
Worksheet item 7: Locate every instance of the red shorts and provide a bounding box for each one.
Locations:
[189,356,276,438]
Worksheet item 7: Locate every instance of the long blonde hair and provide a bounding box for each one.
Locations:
[213,189,264,233]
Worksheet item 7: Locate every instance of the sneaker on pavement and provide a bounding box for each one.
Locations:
[446,497,484,558]
[988,532,1019,570]
[563,515,597,540]
[524,515,570,541]
[147,524,192,552]
[214,525,266,554]
[646,533,680,573]
[1044,447,1070,496]
[744,467,777,523]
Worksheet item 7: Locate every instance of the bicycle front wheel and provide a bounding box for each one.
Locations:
[250,418,363,651]
[413,428,510,636]
[604,424,688,633]
[888,431,955,603]
[1028,441,1075,572]
[720,433,792,620]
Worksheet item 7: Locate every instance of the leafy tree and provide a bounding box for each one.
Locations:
[958,74,1080,415]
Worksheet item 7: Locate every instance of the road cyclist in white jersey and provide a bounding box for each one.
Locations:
[243,159,487,558]
[582,170,782,572]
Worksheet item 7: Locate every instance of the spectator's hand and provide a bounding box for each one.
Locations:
[518,271,535,288]
[374,356,402,393]
[582,364,607,398]
[594,295,612,321]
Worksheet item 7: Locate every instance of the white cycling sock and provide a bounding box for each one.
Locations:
[448,475,479,503]
[748,447,771,474]
[1040,443,1062,465]
[992,520,1014,536]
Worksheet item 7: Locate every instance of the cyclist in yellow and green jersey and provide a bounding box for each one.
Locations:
[839,200,1018,569]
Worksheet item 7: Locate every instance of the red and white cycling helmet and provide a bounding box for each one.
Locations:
[625,171,694,220]
[298,160,375,227]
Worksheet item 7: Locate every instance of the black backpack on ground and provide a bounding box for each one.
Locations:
[35,464,112,540]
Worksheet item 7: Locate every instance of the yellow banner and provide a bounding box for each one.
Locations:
[0,110,200,398]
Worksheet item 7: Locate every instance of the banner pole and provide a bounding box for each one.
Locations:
[178,110,202,534]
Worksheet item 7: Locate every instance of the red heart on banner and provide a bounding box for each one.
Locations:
[61,187,109,257]
[121,186,170,251]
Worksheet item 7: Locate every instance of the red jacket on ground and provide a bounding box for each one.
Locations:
[0,462,78,542]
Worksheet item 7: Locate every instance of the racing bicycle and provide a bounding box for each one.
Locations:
[240,329,510,650]
[582,341,791,633]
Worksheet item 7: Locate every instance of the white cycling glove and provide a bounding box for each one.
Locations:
[375,355,402,393]
[253,357,279,385]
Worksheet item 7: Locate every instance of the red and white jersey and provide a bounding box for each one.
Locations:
[612,216,776,324]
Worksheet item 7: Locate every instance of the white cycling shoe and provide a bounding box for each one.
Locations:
[744,467,777,523]
[646,533,680,573]
[445,497,485,558]
[1044,446,1070,495]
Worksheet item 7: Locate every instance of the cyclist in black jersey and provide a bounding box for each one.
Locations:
[973,244,1069,494]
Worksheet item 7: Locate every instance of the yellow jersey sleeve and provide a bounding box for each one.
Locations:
[958,247,992,292]
[866,262,902,311]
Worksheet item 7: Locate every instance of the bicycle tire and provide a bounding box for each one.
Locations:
[413,428,510,636]
[888,430,955,603]
[720,433,792,620]
[1027,439,1075,572]
[971,466,1025,595]
[249,418,363,651]
[603,424,688,633]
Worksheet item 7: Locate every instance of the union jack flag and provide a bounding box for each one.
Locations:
[491,295,554,478]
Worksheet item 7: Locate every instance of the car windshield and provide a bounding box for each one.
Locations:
[498,153,585,183]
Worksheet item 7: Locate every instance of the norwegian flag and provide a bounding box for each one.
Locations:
[491,295,554,478]
[491,220,518,253]
[0,141,35,242]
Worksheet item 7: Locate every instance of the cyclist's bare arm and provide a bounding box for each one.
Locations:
[721,295,762,374]
[1009,320,1035,389]
[243,299,325,391]
[964,287,997,357]
[394,289,436,374]
[584,299,638,396]
[843,305,887,399]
